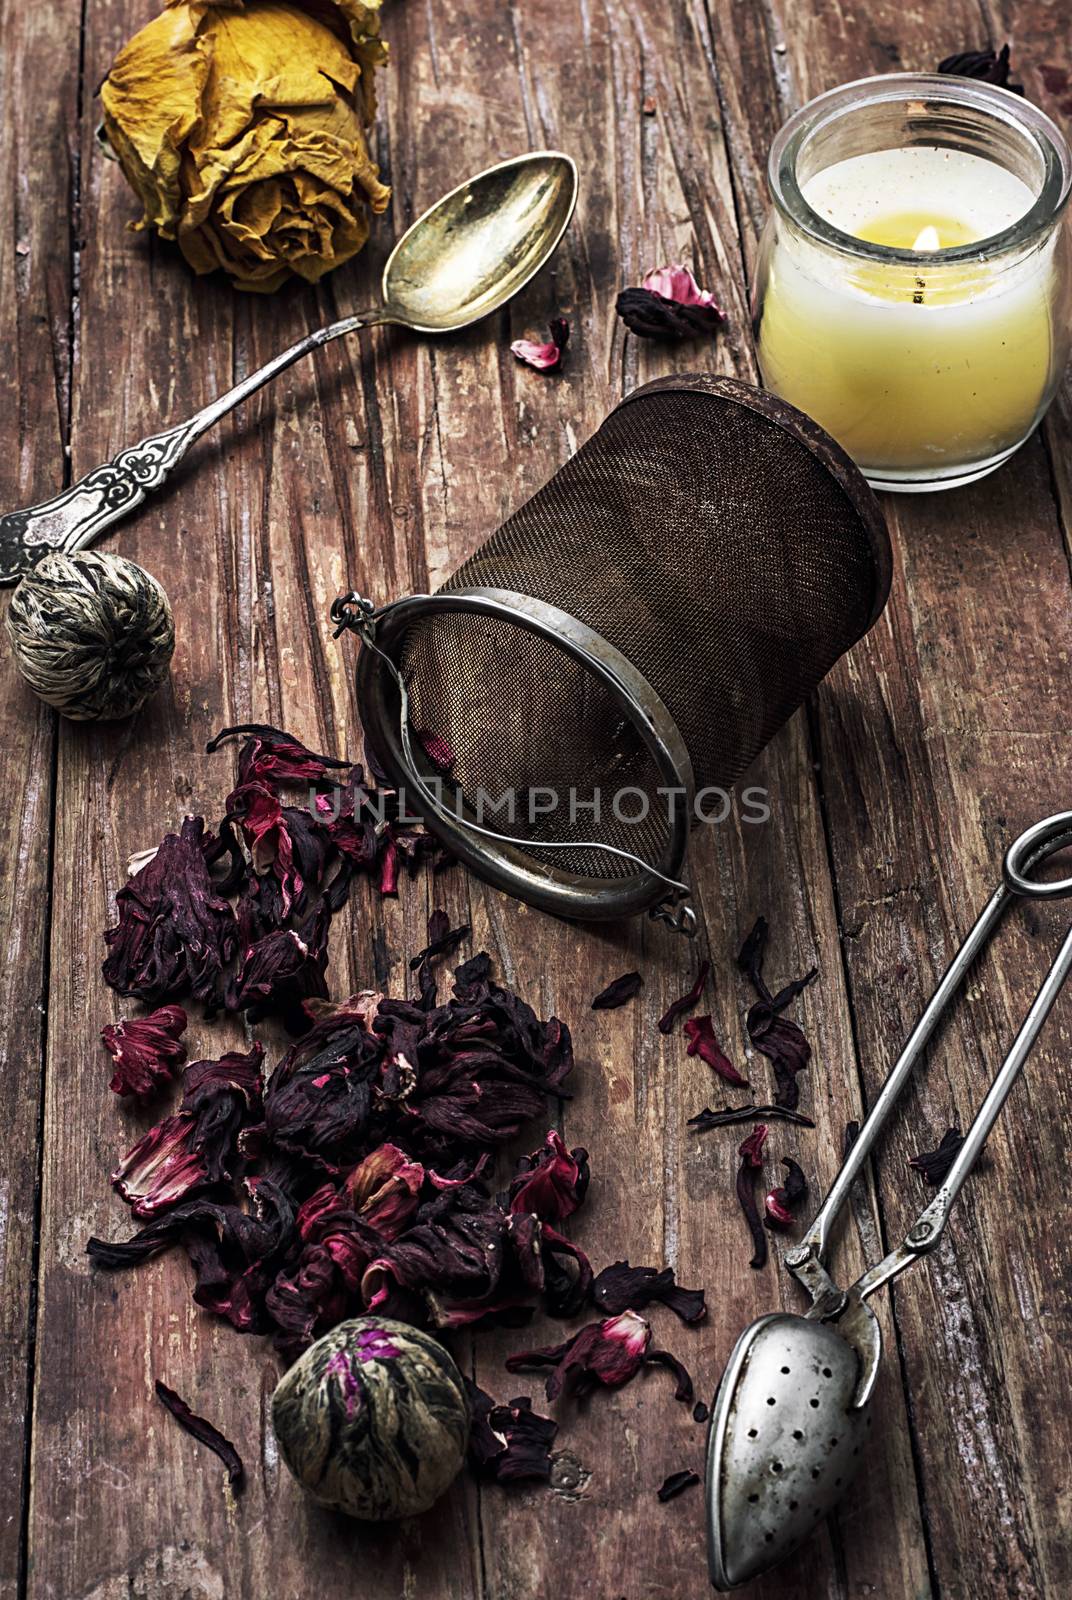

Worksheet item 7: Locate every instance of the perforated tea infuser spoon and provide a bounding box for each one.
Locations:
[706,810,1072,1590]
[0,151,578,585]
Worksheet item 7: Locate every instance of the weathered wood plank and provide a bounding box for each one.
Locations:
[0,0,78,1589]
[375,3,929,1598]
[34,0,1071,1596]
[23,5,480,1597]
[708,2,1072,1593]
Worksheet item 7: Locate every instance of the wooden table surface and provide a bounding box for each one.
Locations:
[4,2,1072,1597]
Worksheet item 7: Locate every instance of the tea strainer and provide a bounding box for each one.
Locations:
[335,375,891,930]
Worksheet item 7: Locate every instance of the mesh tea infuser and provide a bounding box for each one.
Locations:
[335,375,891,929]
[706,811,1072,1590]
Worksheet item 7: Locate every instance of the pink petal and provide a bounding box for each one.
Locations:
[511,338,562,371]
[642,264,718,309]
[510,317,569,372]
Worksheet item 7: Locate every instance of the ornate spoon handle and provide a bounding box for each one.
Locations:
[0,311,374,586]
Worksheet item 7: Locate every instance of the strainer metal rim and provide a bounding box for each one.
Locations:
[356,586,696,920]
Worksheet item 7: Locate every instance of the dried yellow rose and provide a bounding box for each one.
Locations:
[101,0,390,292]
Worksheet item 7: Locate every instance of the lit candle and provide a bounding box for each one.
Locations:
[753,77,1072,491]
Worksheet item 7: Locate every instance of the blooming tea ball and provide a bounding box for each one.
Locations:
[271,1318,470,1519]
[5,550,174,720]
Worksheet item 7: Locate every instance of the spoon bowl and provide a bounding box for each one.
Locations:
[382,152,579,332]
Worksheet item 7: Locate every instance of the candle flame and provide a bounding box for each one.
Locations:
[912,224,941,252]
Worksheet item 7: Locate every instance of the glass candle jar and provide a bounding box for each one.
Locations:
[752,74,1072,491]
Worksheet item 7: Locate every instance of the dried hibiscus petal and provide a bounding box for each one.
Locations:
[737,917,817,1110]
[227,914,330,1033]
[658,1469,700,1502]
[343,1142,425,1237]
[658,961,710,1034]
[589,1259,706,1325]
[511,317,569,372]
[102,816,238,1010]
[506,1309,650,1400]
[411,909,470,1009]
[101,1004,188,1099]
[684,1016,748,1087]
[154,1380,244,1488]
[506,1308,692,1404]
[938,43,1022,93]
[909,1126,964,1186]
[466,1380,558,1484]
[410,910,470,971]
[112,1044,264,1218]
[361,1170,538,1332]
[393,958,575,1158]
[264,998,383,1167]
[616,266,723,341]
[206,723,348,788]
[736,1124,769,1270]
[688,1103,815,1132]
[507,1130,589,1222]
[764,1156,808,1229]
[591,971,642,1010]
[643,264,720,308]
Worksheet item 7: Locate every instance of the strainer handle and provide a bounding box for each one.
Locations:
[788,811,1072,1293]
[850,912,1072,1303]
[788,879,1011,1283]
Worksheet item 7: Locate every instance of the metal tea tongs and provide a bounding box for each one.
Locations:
[706,811,1072,1590]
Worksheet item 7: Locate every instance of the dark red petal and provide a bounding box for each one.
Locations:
[505,1310,651,1402]
[747,1011,811,1109]
[378,834,400,895]
[657,1469,701,1502]
[102,816,238,1010]
[693,1400,709,1424]
[688,1104,815,1132]
[684,1017,749,1087]
[507,1131,589,1223]
[154,1380,244,1487]
[112,1114,205,1218]
[465,1380,558,1484]
[644,1346,694,1402]
[764,1156,808,1231]
[591,971,642,1010]
[764,1191,795,1227]
[736,1125,769,1269]
[658,961,710,1034]
[589,1259,705,1325]
[937,43,1022,92]
[615,286,722,341]
[206,723,348,787]
[909,1126,964,1186]
[738,1125,768,1167]
[102,1004,188,1099]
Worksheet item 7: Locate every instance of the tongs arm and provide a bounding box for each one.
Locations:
[851,916,1072,1303]
[788,879,1011,1287]
[787,811,1072,1300]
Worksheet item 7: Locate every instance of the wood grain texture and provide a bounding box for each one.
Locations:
[0,0,78,1588]
[712,2,1072,1595]
[5,1,1071,1599]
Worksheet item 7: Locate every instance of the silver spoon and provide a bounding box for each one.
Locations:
[706,811,1072,1590]
[0,151,578,586]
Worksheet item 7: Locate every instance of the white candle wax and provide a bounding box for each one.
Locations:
[756,146,1062,480]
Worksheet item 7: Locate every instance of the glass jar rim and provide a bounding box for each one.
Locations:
[769,72,1072,265]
